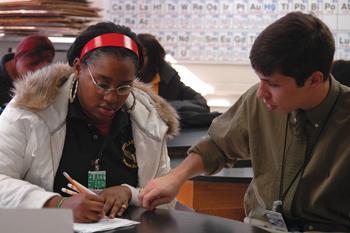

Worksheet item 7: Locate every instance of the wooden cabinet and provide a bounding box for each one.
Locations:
[176,180,249,221]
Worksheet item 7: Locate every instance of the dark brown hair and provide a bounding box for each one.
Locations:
[250,11,335,86]
[137,33,166,81]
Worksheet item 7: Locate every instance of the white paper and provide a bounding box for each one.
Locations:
[74,218,139,233]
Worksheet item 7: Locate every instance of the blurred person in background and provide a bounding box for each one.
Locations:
[331,59,350,87]
[0,34,55,112]
[138,33,220,128]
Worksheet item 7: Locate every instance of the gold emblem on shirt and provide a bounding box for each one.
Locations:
[122,140,137,168]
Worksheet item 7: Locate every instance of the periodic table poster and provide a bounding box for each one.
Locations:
[103,0,350,64]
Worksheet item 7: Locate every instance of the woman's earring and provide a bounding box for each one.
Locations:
[69,78,78,103]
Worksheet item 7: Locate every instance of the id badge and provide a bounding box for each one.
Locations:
[265,210,288,232]
[88,170,106,190]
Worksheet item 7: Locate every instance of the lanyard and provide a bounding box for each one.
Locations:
[92,132,115,171]
[88,132,115,190]
[278,90,340,209]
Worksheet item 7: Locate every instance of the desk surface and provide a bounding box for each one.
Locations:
[167,127,208,149]
[107,207,268,233]
[168,127,253,183]
[193,167,253,183]
[171,158,253,183]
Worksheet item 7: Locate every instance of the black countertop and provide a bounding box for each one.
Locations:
[102,206,268,233]
[171,158,253,183]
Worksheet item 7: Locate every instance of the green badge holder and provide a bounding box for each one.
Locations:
[88,170,106,190]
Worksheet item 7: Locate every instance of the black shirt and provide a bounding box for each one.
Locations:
[53,99,138,196]
[0,53,15,109]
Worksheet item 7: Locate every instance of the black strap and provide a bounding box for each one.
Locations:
[279,89,340,204]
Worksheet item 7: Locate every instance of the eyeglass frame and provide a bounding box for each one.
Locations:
[86,65,134,96]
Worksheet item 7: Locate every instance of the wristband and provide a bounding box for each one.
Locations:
[56,197,66,208]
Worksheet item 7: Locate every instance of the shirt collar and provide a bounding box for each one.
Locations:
[305,76,339,129]
[67,97,87,120]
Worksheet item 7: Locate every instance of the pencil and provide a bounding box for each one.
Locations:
[61,187,78,196]
[67,183,79,192]
[63,171,96,195]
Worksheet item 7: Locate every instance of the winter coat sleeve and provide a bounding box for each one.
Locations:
[122,137,175,209]
[0,107,58,208]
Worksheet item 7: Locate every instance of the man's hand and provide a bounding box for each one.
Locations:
[139,152,205,210]
[99,185,131,218]
[139,172,183,210]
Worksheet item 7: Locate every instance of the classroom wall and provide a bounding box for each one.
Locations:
[184,64,258,112]
[90,0,260,112]
[1,1,349,112]
[96,0,350,112]
[0,37,257,113]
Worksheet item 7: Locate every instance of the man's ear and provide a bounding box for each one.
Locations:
[306,71,324,88]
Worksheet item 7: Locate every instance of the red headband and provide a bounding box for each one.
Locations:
[80,33,139,59]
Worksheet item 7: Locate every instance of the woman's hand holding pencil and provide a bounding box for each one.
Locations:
[61,191,105,223]
[61,171,131,220]
[58,171,105,223]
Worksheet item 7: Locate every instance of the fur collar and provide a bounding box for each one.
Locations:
[13,63,179,136]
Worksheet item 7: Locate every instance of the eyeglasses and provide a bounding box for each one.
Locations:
[87,66,133,96]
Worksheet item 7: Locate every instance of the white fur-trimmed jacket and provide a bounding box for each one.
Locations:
[0,63,179,209]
